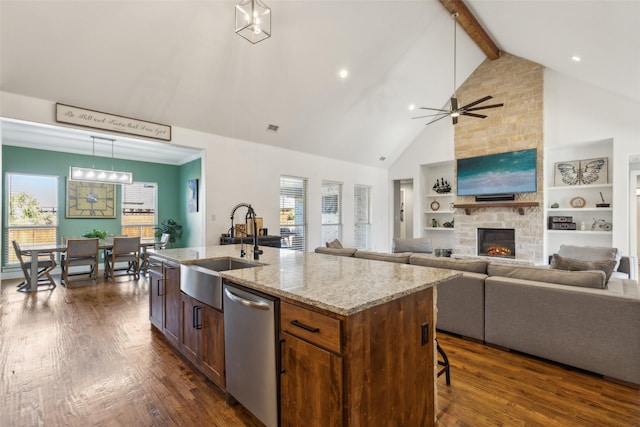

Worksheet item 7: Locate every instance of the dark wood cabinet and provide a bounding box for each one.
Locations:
[148,257,180,347]
[163,261,181,346]
[280,331,343,426]
[180,292,225,388]
[280,286,436,426]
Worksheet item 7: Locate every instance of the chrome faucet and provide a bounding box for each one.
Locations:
[230,203,263,260]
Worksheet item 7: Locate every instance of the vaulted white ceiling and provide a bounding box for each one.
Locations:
[1,1,639,167]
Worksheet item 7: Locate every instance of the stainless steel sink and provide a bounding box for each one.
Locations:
[180,258,261,309]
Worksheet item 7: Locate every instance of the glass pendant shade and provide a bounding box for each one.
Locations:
[69,166,133,185]
[235,0,271,44]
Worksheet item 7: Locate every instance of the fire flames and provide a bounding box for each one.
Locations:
[486,246,513,257]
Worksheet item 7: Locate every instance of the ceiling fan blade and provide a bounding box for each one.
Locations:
[452,115,458,125]
[460,95,493,110]
[418,106,450,113]
[461,112,487,119]
[412,112,450,120]
[450,97,458,111]
[465,103,504,112]
[425,114,451,126]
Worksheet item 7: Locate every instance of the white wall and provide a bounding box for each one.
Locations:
[1,92,390,252]
[544,70,640,257]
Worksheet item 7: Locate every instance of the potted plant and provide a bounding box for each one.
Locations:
[83,229,108,240]
[154,218,183,248]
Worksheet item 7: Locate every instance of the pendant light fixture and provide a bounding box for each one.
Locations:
[69,136,133,184]
[413,13,503,125]
[235,0,271,44]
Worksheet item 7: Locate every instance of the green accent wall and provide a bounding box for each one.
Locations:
[2,145,200,266]
[179,158,202,247]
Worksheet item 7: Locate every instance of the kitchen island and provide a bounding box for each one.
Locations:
[148,245,459,426]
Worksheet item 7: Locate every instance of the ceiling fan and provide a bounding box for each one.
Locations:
[413,13,503,125]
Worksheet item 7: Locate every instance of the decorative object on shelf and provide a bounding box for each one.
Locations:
[431,218,440,228]
[569,196,586,208]
[430,200,440,211]
[442,219,454,228]
[69,136,134,185]
[188,179,199,213]
[554,157,607,186]
[596,191,610,208]
[434,248,452,257]
[550,202,559,208]
[66,180,116,218]
[581,222,586,231]
[591,218,612,231]
[412,13,503,125]
[235,0,271,44]
[432,178,451,194]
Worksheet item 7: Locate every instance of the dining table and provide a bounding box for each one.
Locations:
[19,237,156,292]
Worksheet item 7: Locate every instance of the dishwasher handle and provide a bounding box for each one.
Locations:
[224,287,271,311]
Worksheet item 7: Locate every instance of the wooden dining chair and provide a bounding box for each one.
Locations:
[12,240,57,291]
[104,236,141,282]
[61,238,99,287]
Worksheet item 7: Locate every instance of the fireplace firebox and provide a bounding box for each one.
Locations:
[477,228,515,258]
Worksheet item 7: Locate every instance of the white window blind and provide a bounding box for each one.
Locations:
[354,184,371,249]
[5,173,59,265]
[121,182,157,238]
[280,176,307,251]
[321,180,342,245]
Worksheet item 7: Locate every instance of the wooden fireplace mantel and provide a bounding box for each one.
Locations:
[453,202,539,215]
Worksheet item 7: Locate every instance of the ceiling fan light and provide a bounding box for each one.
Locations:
[451,111,460,118]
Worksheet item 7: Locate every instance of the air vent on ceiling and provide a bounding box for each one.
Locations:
[267,124,279,132]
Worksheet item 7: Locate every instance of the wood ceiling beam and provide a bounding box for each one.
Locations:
[439,0,501,60]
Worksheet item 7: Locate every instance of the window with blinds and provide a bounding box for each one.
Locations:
[4,173,59,265]
[321,180,342,245]
[121,182,157,238]
[354,184,372,249]
[280,176,307,251]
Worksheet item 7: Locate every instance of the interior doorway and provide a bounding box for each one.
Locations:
[393,179,413,239]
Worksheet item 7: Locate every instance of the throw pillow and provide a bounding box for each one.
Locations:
[326,239,343,249]
[410,254,488,274]
[550,253,617,283]
[392,237,433,254]
[557,245,621,271]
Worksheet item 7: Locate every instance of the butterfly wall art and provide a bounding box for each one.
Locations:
[554,158,608,187]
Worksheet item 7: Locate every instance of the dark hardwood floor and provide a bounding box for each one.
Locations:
[1,276,638,426]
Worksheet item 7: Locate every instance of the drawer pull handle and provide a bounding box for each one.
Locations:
[291,320,320,333]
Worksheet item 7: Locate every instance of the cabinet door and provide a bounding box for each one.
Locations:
[180,293,201,362]
[163,261,181,346]
[201,305,225,387]
[280,332,342,427]
[148,267,163,331]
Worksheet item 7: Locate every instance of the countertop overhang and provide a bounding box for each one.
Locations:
[150,245,459,316]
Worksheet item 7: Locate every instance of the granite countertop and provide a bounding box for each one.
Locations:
[150,245,459,316]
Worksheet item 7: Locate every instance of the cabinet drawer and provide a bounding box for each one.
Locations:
[281,302,341,354]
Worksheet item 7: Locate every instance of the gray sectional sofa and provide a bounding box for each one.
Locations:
[314,244,640,386]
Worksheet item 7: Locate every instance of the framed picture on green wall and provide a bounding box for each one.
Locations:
[66,179,116,218]
[188,179,198,213]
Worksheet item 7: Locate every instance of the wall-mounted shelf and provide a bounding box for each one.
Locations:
[454,202,539,215]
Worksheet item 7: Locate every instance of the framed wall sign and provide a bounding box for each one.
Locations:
[66,180,116,218]
[188,179,199,213]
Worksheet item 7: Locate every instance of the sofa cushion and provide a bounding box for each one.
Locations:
[354,251,411,264]
[557,245,621,271]
[410,254,488,274]
[314,247,356,257]
[392,237,433,254]
[487,263,607,289]
[326,238,343,249]
[550,253,617,283]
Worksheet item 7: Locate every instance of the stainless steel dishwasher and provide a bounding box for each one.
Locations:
[223,282,279,427]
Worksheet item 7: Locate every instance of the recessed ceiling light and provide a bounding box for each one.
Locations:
[339,69,349,79]
[408,104,416,111]
[571,55,581,62]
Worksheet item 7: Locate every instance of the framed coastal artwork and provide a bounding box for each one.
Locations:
[188,179,198,213]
